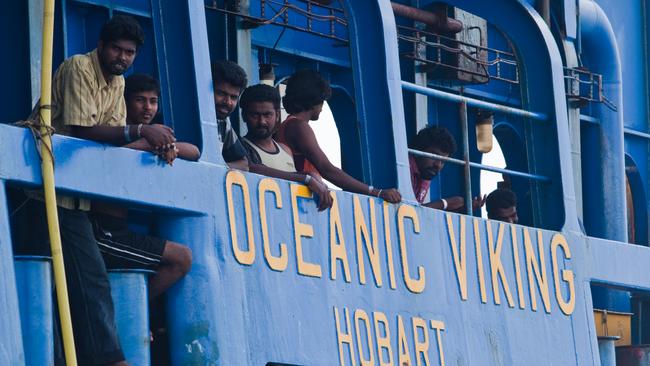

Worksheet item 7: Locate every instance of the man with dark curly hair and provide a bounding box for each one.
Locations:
[276,69,401,203]
[12,15,171,365]
[211,60,249,170]
[486,188,518,223]
[409,126,485,211]
[239,84,333,211]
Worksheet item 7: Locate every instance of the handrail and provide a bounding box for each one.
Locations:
[401,80,548,121]
[624,128,650,140]
[459,102,473,214]
[39,0,78,364]
[408,149,551,183]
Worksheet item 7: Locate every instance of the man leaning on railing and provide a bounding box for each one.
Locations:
[409,125,485,212]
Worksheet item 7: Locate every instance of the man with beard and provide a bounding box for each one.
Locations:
[409,126,485,211]
[239,84,332,211]
[211,60,249,170]
[12,15,170,365]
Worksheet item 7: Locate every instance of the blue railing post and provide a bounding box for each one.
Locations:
[109,270,151,366]
[14,256,54,366]
[459,101,473,215]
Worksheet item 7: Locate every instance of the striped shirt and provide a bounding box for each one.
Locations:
[51,49,126,135]
[32,49,126,210]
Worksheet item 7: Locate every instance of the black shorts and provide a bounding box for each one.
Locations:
[89,213,166,271]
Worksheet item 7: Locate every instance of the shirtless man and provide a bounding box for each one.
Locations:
[276,70,401,203]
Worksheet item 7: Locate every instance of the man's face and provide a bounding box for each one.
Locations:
[97,39,137,76]
[127,90,158,125]
[214,81,241,120]
[492,206,519,224]
[243,101,279,140]
[416,146,448,180]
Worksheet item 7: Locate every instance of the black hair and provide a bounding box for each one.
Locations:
[125,73,160,100]
[240,84,281,111]
[212,60,248,91]
[410,126,457,155]
[100,14,144,48]
[486,188,517,217]
[282,69,332,114]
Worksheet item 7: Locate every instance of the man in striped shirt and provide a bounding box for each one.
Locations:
[12,15,172,365]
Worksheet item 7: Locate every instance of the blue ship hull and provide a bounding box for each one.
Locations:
[1,0,649,364]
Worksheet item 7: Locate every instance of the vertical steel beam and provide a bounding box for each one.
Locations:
[459,101,472,215]
[341,1,412,194]
[28,0,44,106]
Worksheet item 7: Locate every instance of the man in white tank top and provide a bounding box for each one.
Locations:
[239,84,333,211]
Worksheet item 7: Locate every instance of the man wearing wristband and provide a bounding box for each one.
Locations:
[276,70,401,203]
[91,73,196,301]
[119,74,200,164]
[13,15,159,365]
[409,126,486,212]
[238,84,333,211]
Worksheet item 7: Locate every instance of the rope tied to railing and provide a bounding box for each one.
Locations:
[14,103,57,166]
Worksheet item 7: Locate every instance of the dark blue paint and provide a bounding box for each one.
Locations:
[0,2,32,123]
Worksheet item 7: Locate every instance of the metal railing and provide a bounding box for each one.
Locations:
[397,25,519,85]
[401,81,547,120]
[564,67,616,110]
[205,0,349,44]
[402,82,551,215]
[407,149,551,182]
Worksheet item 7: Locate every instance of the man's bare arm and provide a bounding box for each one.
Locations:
[71,124,176,149]
[71,125,131,145]
[286,121,401,203]
[124,139,200,161]
[249,163,333,211]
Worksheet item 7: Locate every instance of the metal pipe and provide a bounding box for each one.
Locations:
[408,149,551,182]
[109,270,152,365]
[624,127,650,140]
[579,0,628,242]
[401,81,548,120]
[390,2,463,34]
[38,0,78,363]
[597,335,619,366]
[459,101,473,215]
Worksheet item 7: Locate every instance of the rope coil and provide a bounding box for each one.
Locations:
[14,104,57,165]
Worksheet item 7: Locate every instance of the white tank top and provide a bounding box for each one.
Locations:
[242,137,297,172]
